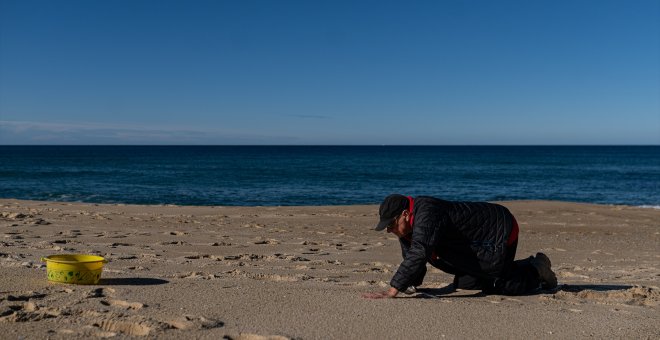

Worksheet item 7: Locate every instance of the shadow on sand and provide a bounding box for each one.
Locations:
[556,284,633,293]
[99,277,169,286]
[414,285,485,298]
[413,284,634,298]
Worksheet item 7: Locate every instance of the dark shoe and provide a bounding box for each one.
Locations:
[531,252,557,289]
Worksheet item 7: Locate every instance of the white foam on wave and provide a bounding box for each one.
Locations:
[638,205,660,210]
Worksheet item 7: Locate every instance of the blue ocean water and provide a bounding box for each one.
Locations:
[0,146,658,207]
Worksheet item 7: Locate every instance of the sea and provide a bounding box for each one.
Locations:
[0,146,658,207]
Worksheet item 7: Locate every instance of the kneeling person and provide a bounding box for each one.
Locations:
[364,194,557,299]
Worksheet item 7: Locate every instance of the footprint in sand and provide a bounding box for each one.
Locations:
[254,239,280,245]
[352,264,392,273]
[0,295,61,322]
[177,271,221,280]
[159,240,190,246]
[166,315,224,330]
[93,319,154,336]
[225,254,266,261]
[86,287,116,298]
[3,291,47,301]
[110,242,134,247]
[545,285,660,307]
[30,218,51,225]
[210,241,232,246]
[100,299,146,310]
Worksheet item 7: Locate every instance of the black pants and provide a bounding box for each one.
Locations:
[452,241,542,296]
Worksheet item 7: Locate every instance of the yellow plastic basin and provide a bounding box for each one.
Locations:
[41,254,108,285]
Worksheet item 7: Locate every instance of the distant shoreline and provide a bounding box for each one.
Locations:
[1,144,659,147]
[2,198,658,210]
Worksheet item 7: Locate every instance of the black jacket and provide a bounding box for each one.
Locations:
[390,196,515,291]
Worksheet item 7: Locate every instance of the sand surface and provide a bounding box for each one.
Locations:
[0,199,658,339]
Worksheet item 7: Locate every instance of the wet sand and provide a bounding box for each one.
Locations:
[0,199,658,339]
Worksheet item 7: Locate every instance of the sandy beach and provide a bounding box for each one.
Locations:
[0,199,658,339]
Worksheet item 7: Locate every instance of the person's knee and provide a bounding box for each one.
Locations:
[454,275,491,290]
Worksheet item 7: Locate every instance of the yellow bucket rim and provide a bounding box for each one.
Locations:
[41,254,108,264]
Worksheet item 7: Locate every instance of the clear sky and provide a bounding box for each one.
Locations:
[1,0,658,145]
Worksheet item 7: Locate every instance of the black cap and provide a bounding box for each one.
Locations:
[375,194,410,231]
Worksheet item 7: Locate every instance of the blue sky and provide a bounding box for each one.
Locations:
[1,0,658,145]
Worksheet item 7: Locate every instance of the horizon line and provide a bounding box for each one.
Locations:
[1,144,658,147]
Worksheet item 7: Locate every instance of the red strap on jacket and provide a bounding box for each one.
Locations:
[403,196,439,261]
[406,196,414,227]
[507,216,519,246]
[402,196,415,243]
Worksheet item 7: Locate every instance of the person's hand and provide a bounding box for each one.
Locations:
[362,287,399,299]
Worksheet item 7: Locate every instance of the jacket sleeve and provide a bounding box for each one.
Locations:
[390,210,441,291]
[398,238,427,287]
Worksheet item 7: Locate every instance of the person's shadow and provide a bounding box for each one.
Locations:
[99,277,169,286]
[413,285,485,298]
[412,284,633,298]
[555,284,633,293]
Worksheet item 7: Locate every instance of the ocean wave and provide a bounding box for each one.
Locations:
[638,205,660,210]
